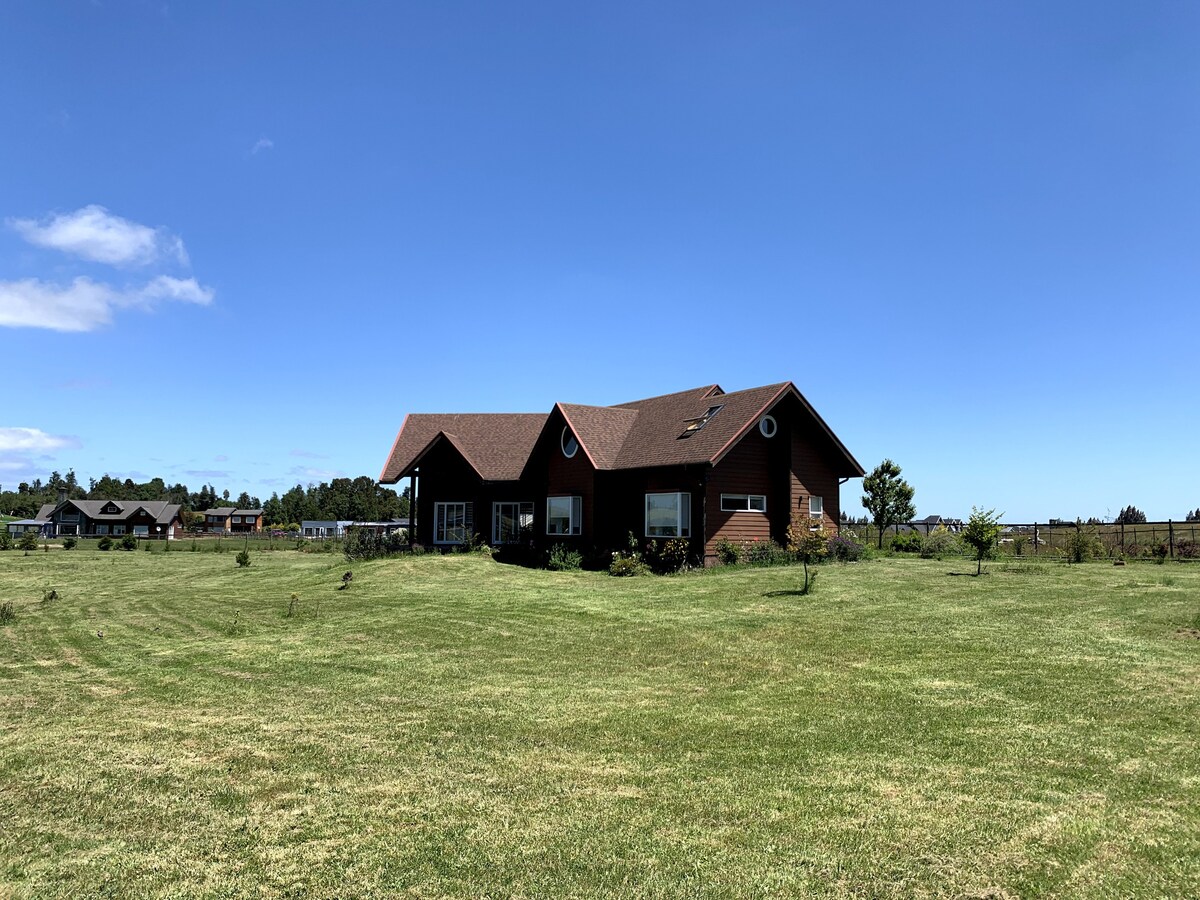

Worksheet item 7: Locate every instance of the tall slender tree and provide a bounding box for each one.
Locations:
[861,459,916,549]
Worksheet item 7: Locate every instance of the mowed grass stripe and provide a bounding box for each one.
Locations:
[1,551,1198,898]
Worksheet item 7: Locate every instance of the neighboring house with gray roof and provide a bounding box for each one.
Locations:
[42,499,186,539]
[380,381,863,564]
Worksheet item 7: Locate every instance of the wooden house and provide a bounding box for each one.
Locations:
[40,499,186,539]
[201,508,263,533]
[379,382,863,564]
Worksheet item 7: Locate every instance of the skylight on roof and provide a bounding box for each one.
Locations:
[681,404,724,437]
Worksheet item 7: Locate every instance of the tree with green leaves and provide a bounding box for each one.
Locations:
[961,507,1002,576]
[861,459,916,549]
[787,518,829,594]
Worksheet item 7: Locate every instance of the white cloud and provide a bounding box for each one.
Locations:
[8,205,189,267]
[251,137,274,154]
[0,278,117,331]
[0,275,214,332]
[0,427,77,453]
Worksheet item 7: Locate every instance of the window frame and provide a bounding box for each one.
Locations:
[561,427,578,459]
[546,496,582,536]
[645,492,692,539]
[434,501,471,545]
[809,495,824,519]
[493,501,535,545]
[720,493,767,513]
[759,415,777,438]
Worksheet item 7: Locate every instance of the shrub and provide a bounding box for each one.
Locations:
[0,601,14,625]
[827,534,864,562]
[889,531,923,554]
[343,526,410,562]
[1151,541,1170,564]
[546,543,582,571]
[609,554,648,576]
[1009,534,1029,557]
[98,536,113,551]
[787,518,829,594]
[744,539,793,566]
[119,534,138,551]
[645,538,692,574]
[18,532,39,552]
[1065,524,1102,563]
[715,538,741,566]
[62,536,78,550]
[920,526,959,559]
[235,549,251,568]
[0,530,11,550]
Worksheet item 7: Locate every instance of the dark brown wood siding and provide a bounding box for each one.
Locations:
[789,427,840,533]
[706,430,775,557]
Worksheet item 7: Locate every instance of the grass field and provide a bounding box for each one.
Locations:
[1,550,1198,898]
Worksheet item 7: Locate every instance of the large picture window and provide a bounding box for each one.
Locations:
[434,501,472,544]
[546,496,582,536]
[493,501,534,544]
[645,492,691,538]
[720,494,766,512]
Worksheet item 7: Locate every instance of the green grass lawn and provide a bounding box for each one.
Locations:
[1,550,1197,898]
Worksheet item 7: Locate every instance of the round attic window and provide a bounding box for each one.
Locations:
[561,427,579,458]
[759,415,777,438]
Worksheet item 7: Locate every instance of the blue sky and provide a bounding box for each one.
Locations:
[1,1,1197,521]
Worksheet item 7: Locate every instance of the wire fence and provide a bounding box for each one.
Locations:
[849,519,1200,560]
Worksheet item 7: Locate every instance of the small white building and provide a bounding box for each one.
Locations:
[301,520,354,538]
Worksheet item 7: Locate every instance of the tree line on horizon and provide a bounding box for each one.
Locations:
[1,470,409,526]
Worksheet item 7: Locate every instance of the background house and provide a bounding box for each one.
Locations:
[201,508,263,533]
[41,499,186,539]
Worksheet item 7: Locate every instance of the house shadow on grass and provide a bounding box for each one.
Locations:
[763,589,811,598]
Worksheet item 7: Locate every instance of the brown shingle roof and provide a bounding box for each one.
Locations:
[379,381,863,483]
[379,413,547,483]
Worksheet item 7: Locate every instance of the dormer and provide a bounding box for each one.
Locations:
[101,501,124,515]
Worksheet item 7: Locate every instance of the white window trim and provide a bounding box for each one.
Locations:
[434,501,470,544]
[546,496,582,536]
[809,495,824,520]
[645,492,691,539]
[759,415,777,438]
[561,427,578,459]
[720,493,767,513]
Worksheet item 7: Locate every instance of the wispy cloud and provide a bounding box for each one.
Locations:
[0,276,213,332]
[9,205,189,267]
[251,137,274,154]
[183,469,231,480]
[214,455,229,462]
[0,427,79,453]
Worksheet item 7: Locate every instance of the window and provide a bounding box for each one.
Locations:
[113,525,126,535]
[561,427,578,459]
[232,516,242,524]
[809,496,824,517]
[645,492,691,538]
[546,496,582,535]
[682,405,724,435]
[721,494,767,512]
[95,524,109,535]
[434,502,471,544]
[133,525,149,537]
[60,511,79,523]
[759,415,777,438]
[493,501,534,544]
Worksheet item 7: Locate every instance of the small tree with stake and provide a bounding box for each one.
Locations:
[961,507,1002,576]
[787,518,828,594]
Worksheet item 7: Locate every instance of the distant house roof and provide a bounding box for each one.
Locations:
[58,500,183,525]
[379,382,864,483]
[205,508,236,517]
[234,509,263,516]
